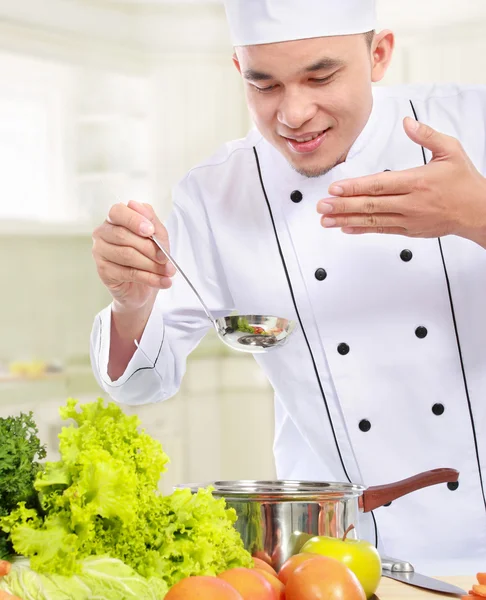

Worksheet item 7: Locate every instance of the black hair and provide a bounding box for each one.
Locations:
[364,30,375,48]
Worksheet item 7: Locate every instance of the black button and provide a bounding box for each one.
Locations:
[384,502,392,507]
[415,326,428,339]
[432,403,445,416]
[448,482,459,491]
[290,190,303,203]
[338,343,350,356]
[315,268,327,281]
[359,419,371,432]
[384,169,391,172]
[400,249,413,262]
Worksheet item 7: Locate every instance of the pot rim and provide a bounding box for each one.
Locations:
[176,480,366,500]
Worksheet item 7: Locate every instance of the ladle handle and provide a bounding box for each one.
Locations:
[151,235,216,324]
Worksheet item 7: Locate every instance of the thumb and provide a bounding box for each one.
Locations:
[128,199,155,222]
[128,200,169,246]
[403,116,458,159]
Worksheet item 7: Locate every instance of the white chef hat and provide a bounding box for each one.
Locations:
[223,0,377,47]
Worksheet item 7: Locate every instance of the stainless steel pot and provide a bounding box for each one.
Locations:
[177,468,458,571]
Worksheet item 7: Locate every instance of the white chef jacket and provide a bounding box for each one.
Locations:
[91,83,486,574]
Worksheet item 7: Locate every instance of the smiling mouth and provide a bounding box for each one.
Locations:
[285,129,327,143]
[283,129,330,154]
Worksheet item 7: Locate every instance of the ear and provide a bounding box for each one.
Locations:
[370,30,395,83]
[232,52,242,74]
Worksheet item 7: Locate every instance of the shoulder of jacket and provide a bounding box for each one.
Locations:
[375,82,486,103]
[171,128,263,209]
[185,128,263,181]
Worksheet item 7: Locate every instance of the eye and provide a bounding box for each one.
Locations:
[311,74,335,85]
[253,84,278,93]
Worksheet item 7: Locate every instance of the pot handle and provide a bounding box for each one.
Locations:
[359,468,459,513]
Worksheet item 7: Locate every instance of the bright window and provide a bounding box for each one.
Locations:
[0,53,71,223]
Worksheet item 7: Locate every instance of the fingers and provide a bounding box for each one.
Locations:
[341,226,411,236]
[97,259,173,290]
[96,221,174,273]
[96,238,173,278]
[128,200,170,248]
[320,213,406,230]
[317,195,401,216]
[93,202,176,291]
[328,170,417,198]
[106,202,174,273]
[108,202,156,237]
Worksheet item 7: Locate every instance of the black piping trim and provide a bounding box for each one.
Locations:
[253,147,381,545]
[98,313,165,388]
[409,100,486,514]
[370,511,378,549]
[253,147,380,548]
[252,148,351,481]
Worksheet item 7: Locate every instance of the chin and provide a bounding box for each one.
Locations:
[287,145,349,179]
[292,164,335,178]
[287,156,338,179]
[274,142,342,179]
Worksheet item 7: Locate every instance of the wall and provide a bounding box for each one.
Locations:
[151,52,250,218]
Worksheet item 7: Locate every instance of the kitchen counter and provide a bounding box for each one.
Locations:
[0,372,65,382]
[0,365,103,407]
[377,576,471,598]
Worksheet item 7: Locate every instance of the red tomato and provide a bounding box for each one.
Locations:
[254,570,285,600]
[278,553,324,585]
[218,568,276,600]
[253,558,278,578]
[165,576,244,599]
[285,555,366,600]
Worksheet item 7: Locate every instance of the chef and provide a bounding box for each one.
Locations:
[90,0,486,573]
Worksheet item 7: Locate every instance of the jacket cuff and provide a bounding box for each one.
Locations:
[96,300,165,388]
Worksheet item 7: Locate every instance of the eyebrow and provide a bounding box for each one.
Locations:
[243,57,344,82]
[305,57,344,72]
[242,69,274,81]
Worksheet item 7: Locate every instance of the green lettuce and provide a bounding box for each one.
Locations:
[0,556,168,599]
[0,398,252,589]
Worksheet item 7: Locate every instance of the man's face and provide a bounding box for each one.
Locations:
[235,35,380,178]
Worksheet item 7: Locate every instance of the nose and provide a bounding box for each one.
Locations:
[277,88,318,130]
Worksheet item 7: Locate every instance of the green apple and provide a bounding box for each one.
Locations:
[300,525,382,599]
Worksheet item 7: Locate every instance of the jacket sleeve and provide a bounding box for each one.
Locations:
[90,176,234,406]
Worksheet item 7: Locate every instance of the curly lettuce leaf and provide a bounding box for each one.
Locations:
[0,556,168,600]
[139,488,253,583]
[3,504,79,575]
[0,398,252,588]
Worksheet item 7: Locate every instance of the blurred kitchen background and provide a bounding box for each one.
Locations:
[1,0,486,493]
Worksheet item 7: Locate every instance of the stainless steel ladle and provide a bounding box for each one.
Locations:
[151,236,296,354]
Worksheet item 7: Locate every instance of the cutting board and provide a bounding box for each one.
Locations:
[376,576,472,599]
